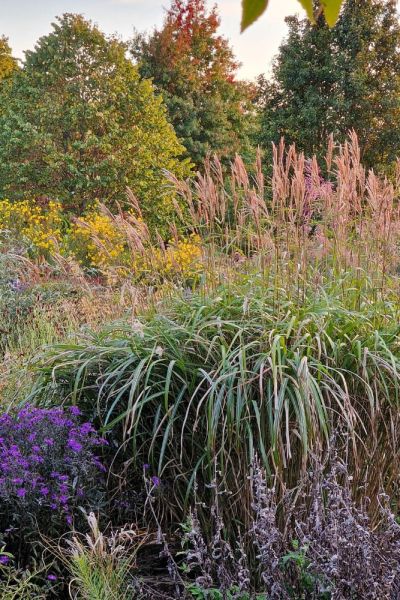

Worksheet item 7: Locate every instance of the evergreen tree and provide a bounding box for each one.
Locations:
[335,0,400,166]
[0,14,190,228]
[258,0,400,169]
[132,0,253,166]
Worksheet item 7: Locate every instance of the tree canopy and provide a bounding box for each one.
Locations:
[257,0,400,170]
[0,14,191,228]
[132,0,253,166]
[0,36,18,82]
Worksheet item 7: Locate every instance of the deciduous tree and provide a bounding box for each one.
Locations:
[0,14,190,229]
[132,0,253,166]
[0,36,18,82]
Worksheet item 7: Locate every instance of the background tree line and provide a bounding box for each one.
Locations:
[0,0,399,221]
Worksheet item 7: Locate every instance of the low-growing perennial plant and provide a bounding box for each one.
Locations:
[0,405,107,531]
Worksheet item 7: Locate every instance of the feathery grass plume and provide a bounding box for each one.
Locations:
[167,131,400,291]
[63,512,141,600]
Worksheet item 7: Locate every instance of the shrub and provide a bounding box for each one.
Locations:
[179,456,400,599]
[129,234,203,286]
[0,405,107,535]
[0,198,203,286]
[0,198,63,256]
[70,203,203,285]
[0,273,84,354]
[70,209,128,272]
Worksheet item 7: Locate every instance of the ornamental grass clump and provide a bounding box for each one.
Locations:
[61,512,142,600]
[0,405,107,535]
[28,271,400,529]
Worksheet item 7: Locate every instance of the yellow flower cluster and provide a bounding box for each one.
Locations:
[0,199,63,254]
[73,207,202,285]
[129,235,202,285]
[71,211,126,270]
[153,236,202,281]
[0,198,203,286]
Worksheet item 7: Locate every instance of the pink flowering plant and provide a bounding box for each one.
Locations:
[0,405,107,532]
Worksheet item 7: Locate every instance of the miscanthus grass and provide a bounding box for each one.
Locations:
[27,267,400,526]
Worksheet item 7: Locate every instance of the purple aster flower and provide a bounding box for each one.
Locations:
[151,476,161,487]
[47,574,57,581]
[67,439,82,453]
[143,463,150,470]
[0,555,10,565]
[9,278,25,293]
[0,405,105,524]
[9,445,20,457]
[79,422,94,435]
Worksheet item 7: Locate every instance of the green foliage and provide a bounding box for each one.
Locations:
[27,270,400,524]
[188,584,263,599]
[258,0,400,169]
[133,0,254,166]
[241,0,268,32]
[0,262,82,354]
[68,554,132,600]
[0,554,53,599]
[321,0,343,26]
[281,541,330,599]
[0,14,191,229]
[241,0,344,30]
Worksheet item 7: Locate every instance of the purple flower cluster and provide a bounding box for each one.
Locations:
[0,405,107,525]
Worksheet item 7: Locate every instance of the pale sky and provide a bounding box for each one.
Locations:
[1,0,304,80]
